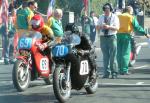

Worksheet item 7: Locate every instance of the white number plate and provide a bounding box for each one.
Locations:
[79,60,89,75]
[40,58,49,70]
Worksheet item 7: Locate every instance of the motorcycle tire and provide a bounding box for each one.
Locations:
[53,65,71,103]
[85,69,98,94]
[12,59,31,92]
[44,74,53,85]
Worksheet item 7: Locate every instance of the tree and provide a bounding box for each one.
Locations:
[91,0,116,16]
[56,0,83,16]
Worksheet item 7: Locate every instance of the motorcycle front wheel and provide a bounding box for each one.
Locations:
[85,69,98,94]
[53,65,71,103]
[12,59,31,92]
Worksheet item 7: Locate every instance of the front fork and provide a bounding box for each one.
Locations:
[21,55,31,79]
[66,62,71,87]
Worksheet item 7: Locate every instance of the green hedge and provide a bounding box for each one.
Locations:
[91,0,116,16]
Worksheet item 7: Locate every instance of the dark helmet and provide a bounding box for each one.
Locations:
[65,23,79,33]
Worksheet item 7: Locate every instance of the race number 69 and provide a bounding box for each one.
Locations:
[40,58,49,70]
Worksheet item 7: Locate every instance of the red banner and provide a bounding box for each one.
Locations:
[1,0,8,27]
[83,0,88,15]
[47,0,55,18]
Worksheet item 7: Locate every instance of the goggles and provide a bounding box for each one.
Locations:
[31,19,40,25]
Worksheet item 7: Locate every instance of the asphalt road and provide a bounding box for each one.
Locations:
[0,36,150,103]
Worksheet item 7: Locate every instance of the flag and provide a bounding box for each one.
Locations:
[0,0,2,24]
[0,0,8,58]
[1,0,8,28]
[47,0,55,18]
[83,0,88,15]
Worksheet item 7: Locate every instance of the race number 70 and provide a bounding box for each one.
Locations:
[56,45,65,56]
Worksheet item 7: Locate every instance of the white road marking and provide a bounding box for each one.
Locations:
[41,85,52,88]
[95,48,101,51]
[99,83,150,86]
[0,81,12,85]
[134,65,149,69]
[138,42,148,46]
[136,82,144,85]
[0,60,4,63]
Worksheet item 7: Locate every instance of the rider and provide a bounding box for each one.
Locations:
[30,14,54,51]
[65,23,97,79]
[30,14,54,80]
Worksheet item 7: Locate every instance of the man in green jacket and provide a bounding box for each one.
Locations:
[16,1,37,36]
[117,6,150,75]
[47,9,63,43]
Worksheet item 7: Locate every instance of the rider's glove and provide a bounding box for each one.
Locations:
[35,42,48,51]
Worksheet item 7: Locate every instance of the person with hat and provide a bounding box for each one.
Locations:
[97,3,120,79]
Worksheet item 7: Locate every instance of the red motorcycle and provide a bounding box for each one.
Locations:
[12,31,53,92]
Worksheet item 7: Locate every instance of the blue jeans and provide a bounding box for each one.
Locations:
[1,25,14,62]
[90,25,96,43]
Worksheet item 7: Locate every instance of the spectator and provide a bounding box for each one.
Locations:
[128,0,140,15]
[118,0,126,9]
[97,3,120,79]
[0,0,9,64]
[16,1,38,36]
[81,7,90,36]
[117,6,149,75]
[47,9,63,43]
[7,14,16,63]
[89,11,97,43]
[1,13,16,64]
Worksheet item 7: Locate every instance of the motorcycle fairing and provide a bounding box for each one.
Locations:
[52,44,69,57]
[32,49,50,77]
[29,34,50,77]
[18,37,32,50]
[66,54,89,90]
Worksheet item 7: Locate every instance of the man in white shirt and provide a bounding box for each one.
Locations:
[97,3,120,79]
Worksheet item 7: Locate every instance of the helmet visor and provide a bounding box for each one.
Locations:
[31,19,40,28]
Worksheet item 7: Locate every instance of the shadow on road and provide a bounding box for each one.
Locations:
[130,68,150,74]
[119,77,150,80]
[114,89,150,91]
[0,92,58,103]
[136,59,150,63]
[98,84,150,88]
